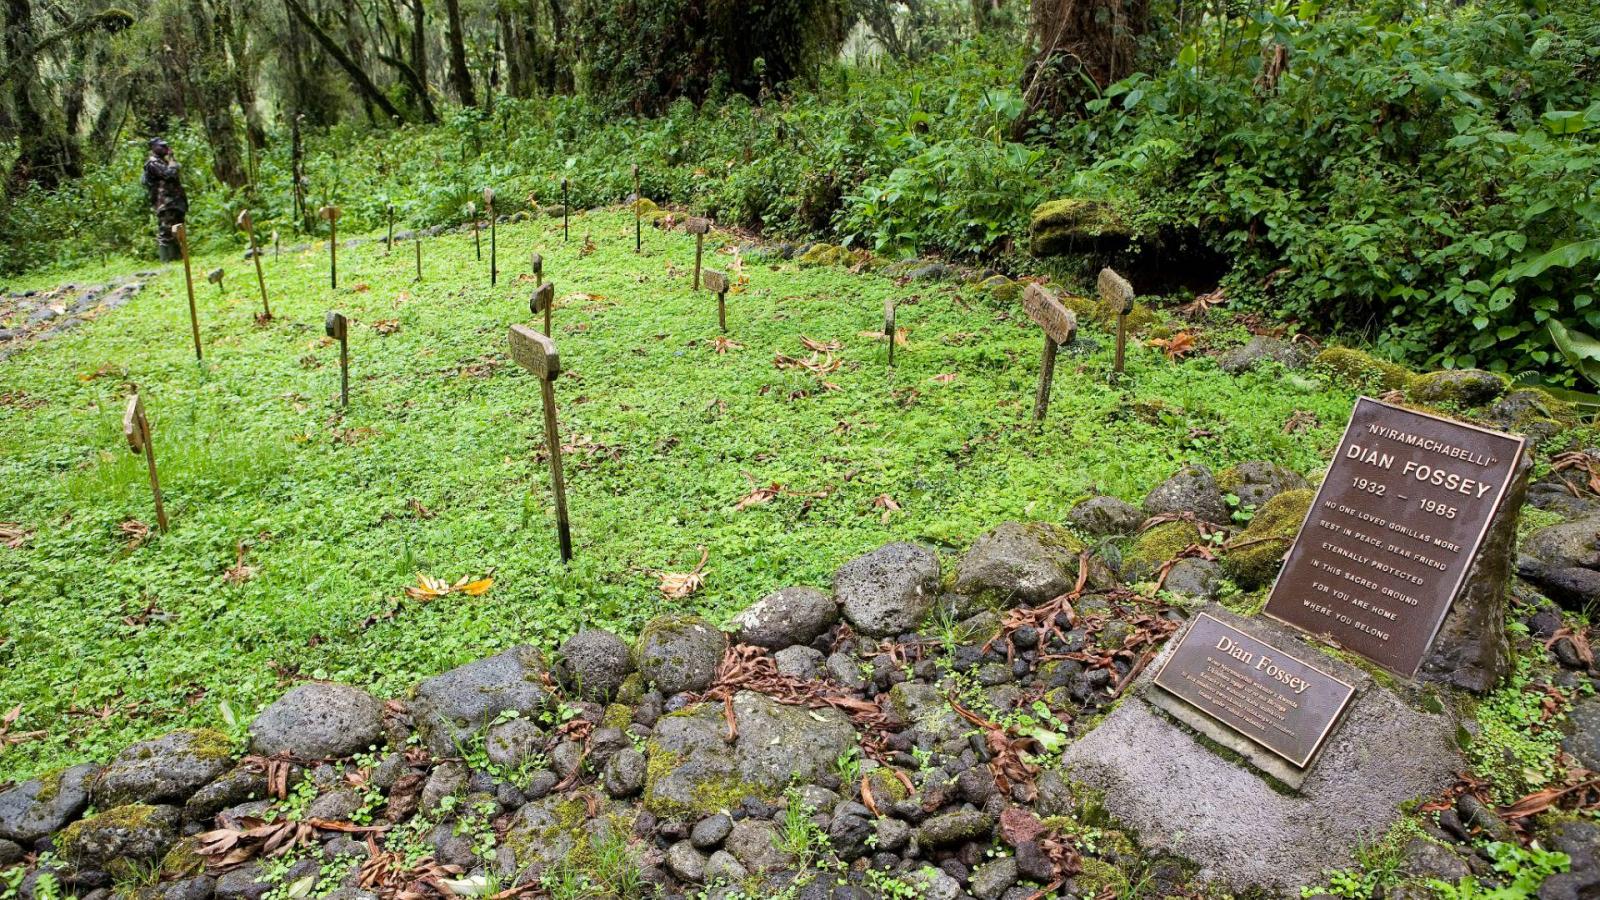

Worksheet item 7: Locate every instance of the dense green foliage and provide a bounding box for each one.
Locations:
[4,0,1599,382]
[0,210,1363,781]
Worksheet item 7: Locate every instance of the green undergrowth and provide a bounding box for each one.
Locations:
[0,209,1361,781]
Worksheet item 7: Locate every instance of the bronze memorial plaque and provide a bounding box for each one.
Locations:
[1264,396,1526,677]
[1154,613,1355,768]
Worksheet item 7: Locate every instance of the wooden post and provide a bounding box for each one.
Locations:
[319,205,341,289]
[123,392,168,532]
[703,269,730,332]
[326,311,349,406]
[173,223,202,361]
[272,230,280,258]
[1021,284,1078,422]
[531,252,543,283]
[386,203,395,254]
[484,187,497,286]
[414,234,423,282]
[884,297,897,367]
[531,281,555,335]
[562,178,569,242]
[632,164,641,253]
[237,210,270,319]
[1098,267,1135,382]
[508,324,573,562]
[685,217,711,289]
[469,201,480,260]
[206,268,225,296]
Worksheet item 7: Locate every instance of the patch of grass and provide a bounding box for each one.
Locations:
[0,210,1358,781]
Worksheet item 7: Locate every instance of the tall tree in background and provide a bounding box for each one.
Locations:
[443,0,476,105]
[1016,0,1150,129]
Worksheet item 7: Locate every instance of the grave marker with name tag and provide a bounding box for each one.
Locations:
[1098,267,1134,380]
[325,311,349,406]
[1263,397,1527,678]
[508,324,573,562]
[1152,612,1355,770]
[702,269,729,332]
[531,281,555,335]
[884,297,897,367]
[685,217,711,289]
[123,392,169,532]
[172,223,202,361]
[237,209,270,319]
[1021,284,1078,421]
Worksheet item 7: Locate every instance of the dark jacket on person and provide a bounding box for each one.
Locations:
[142,154,188,214]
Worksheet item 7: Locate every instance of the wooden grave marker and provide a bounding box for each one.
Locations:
[237,210,270,319]
[1099,267,1135,380]
[508,324,573,562]
[123,392,168,532]
[562,177,570,242]
[325,311,350,406]
[386,203,395,254]
[484,187,498,286]
[206,267,225,295]
[531,281,555,335]
[703,269,730,332]
[531,251,543,283]
[172,223,202,361]
[884,297,897,366]
[414,232,423,282]
[632,164,641,252]
[1021,283,1078,421]
[318,205,341,289]
[685,217,712,289]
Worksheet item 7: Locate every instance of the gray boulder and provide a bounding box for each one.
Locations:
[184,766,270,823]
[1516,514,1600,611]
[412,646,552,756]
[0,763,99,843]
[1563,694,1600,772]
[724,819,793,873]
[643,692,854,818]
[558,629,635,701]
[971,857,1019,900]
[729,587,838,649]
[953,522,1085,606]
[917,809,993,846]
[249,682,383,760]
[1218,461,1310,510]
[1408,369,1507,407]
[634,615,725,695]
[58,804,180,871]
[214,862,273,900]
[1143,464,1229,524]
[1217,336,1310,375]
[667,841,708,882]
[774,646,824,680]
[94,730,234,807]
[834,542,941,637]
[485,717,546,769]
[1068,495,1144,536]
[1161,558,1222,601]
[603,748,646,799]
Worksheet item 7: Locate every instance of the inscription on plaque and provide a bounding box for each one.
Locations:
[1264,397,1526,677]
[1154,613,1354,768]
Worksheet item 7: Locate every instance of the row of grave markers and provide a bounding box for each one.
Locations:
[141,191,1146,568]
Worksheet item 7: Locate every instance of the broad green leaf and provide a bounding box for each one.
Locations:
[1547,319,1600,389]
[1509,239,1600,280]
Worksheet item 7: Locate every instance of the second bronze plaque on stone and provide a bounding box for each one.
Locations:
[1154,613,1355,769]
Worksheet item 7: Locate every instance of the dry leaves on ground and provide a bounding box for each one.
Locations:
[858,327,909,346]
[0,705,46,749]
[800,336,843,353]
[403,573,494,601]
[774,351,842,376]
[1148,332,1198,360]
[930,373,958,384]
[119,519,151,548]
[871,493,901,524]
[710,335,742,354]
[223,542,258,585]
[372,319,401,335]
[1552,451,1600,496]
[0,523,32,549]
[657,546,709,599]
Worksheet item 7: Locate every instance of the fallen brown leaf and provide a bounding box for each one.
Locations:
[657,547,710,599]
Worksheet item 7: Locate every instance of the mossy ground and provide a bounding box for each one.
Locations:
[0,208,1368,782]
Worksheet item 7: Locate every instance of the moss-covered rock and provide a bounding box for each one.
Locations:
[1314,347,1414,392]
[631,197,665,223]
[1029,199,1132,256]
[1223,489,1314,589]
[797,243,853,268]
[954,521,1087,607]
[1124,522,1203,579]
[93,728,236,807]
[634,614,725,695]
[1407,369,1508,408]
[58,803,179,874]
[980,274,1020,304]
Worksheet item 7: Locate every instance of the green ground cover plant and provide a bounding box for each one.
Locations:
[0,209,1360,782]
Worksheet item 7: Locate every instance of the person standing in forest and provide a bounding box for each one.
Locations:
[141,138,188,261]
